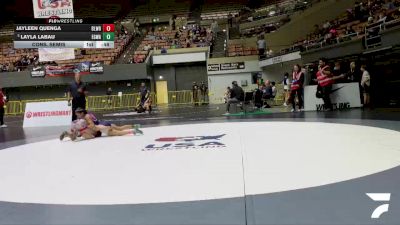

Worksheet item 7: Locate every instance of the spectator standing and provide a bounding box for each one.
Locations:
[225,81,244,114]
[106,87,113,108]
[360,65,371,108]
[316,58,345,111]
[0,88,7,128]
[290,64,305,112]
[333,62,346,83]
[134,21,141,36]
[224,87,231,103]
[192,82,200,106]
[67,70,87,121]
[139,82,149,106]
[169,16,174,30]
[211,20,219,38]
[228,13,233,28]
[271,82,277,99]
[316,58,334,111]
[254,86,264,109]
[354,2,362,20]
[262,80,273,108]
[345,61,360,83]
[172,15,177,30]
[200,82,208,105]
[257,35,267,59]
[282,72,290,106]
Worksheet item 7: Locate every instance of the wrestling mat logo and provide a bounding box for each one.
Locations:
[143,134,226,151]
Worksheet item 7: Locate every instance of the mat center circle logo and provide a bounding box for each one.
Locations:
[143,134,227,151]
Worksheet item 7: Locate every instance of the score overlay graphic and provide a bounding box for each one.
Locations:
[13,19,115,49]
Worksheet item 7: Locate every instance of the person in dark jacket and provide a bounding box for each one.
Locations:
[200,82,208,105]
[192,82,200,106]
[345,61,360,83]
[67,70,87,121]
[225,81,244,114]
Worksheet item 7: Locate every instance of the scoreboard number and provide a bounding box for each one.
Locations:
[102,32,115,41]
[102,24,115,32]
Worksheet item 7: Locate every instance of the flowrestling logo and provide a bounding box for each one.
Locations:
[143,134,226,151]
[366,193,391,219]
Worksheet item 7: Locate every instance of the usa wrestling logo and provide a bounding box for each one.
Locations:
[143,134,226,151]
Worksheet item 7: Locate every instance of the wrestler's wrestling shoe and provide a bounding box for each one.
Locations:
[134,124,144,136]
[60,131,68,141]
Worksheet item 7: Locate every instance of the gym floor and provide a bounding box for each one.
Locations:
[0,105,400,225]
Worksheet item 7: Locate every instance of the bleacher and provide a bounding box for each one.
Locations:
[126,0,190,24]
[295,2,400,52]
[0,22,14,37]
[249,0,310,21]
[238,0,319,38]
[74,3,122,18]
[227,43,258,57]
[57,35,132,66]
[200,0,245,20]
[260,0,400,58]
[133,25,213,63]
[0,43,36,66]
[0,34,132,72]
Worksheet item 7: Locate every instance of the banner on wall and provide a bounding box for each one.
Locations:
[304,83,362,111]
[43,61,104,77]
[207,64,220,72]
[207,62,245,72]
[38,48,75,62]
[23,101,72,128]
[31,65,46,77]
[32,0,74,19]
[221,62,245,71]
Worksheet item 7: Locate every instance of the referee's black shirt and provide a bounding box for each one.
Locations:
[68,81,86,102]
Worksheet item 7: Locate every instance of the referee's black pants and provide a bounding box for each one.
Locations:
[321,85,333,111]
[72,98,86,121]
[0,106,4,125]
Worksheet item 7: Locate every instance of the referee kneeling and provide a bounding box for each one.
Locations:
[67,69,88,121]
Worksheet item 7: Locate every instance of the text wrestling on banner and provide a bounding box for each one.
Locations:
[23,101,72,128]
[33,0,75,62]
[304,82,362,111]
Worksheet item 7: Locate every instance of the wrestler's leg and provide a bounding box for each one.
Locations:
[111,124,133,131]
[111,124,143,134]
[80,129,95,139]
[60,131,77,141]
[105,127,133,136]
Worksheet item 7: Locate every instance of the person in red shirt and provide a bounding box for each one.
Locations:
[0,88,7,128]
[290,64,305,112]
[316,58,344,111]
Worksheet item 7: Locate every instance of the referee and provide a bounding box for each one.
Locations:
[67,70,87,121]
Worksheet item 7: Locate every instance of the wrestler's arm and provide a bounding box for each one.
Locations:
[85,115,100,132]
[81,129,95,139]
